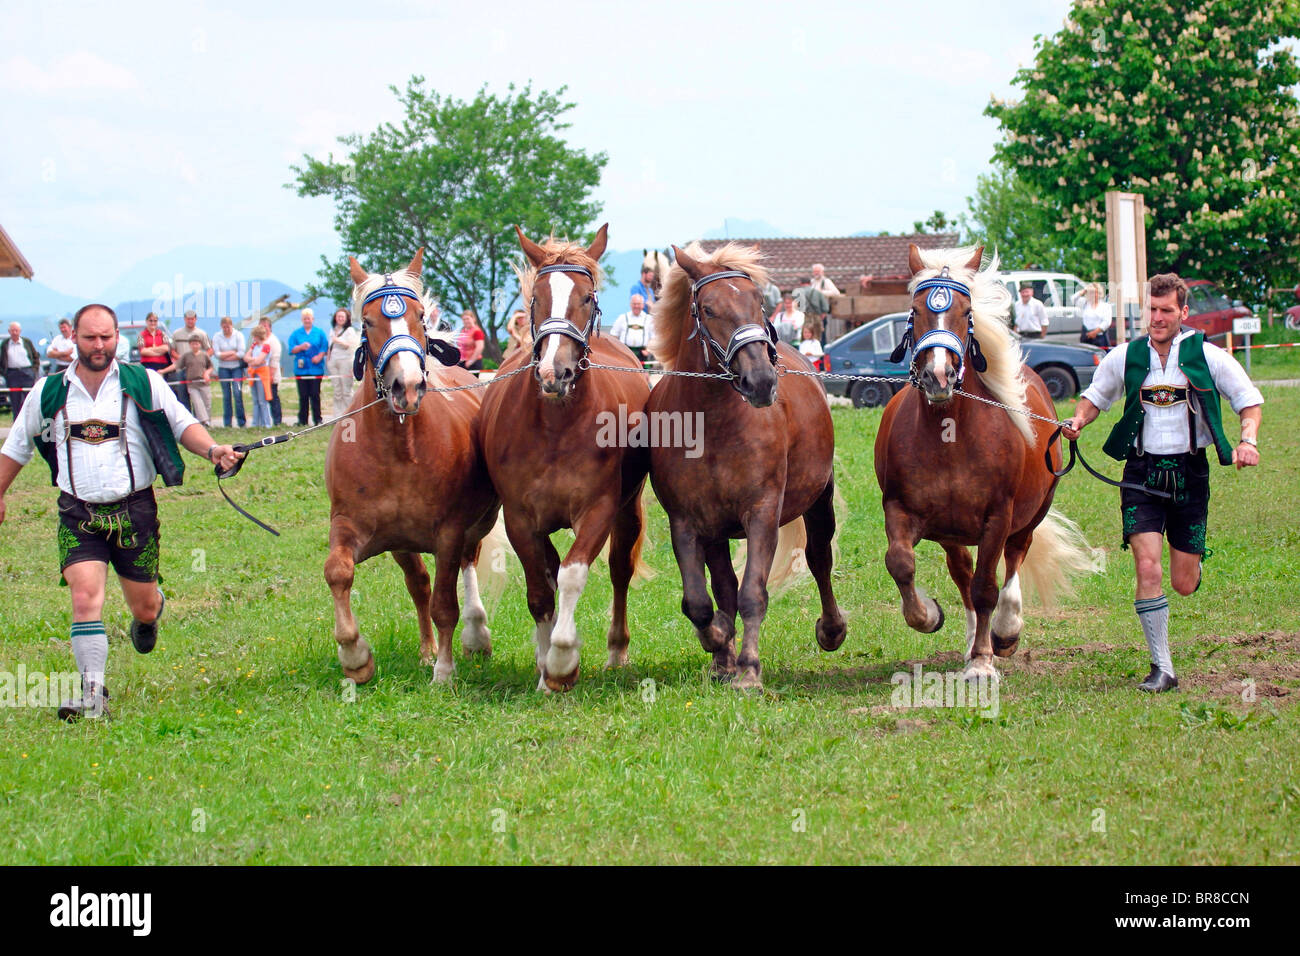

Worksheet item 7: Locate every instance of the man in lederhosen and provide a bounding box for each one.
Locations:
[0,304,243,720]
[1062,274,1262,692]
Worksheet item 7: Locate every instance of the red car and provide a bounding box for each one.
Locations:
[1183,279,1253,342]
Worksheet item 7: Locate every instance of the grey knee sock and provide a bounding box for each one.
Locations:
[70,620,108,691]
[1134,595,1173,676]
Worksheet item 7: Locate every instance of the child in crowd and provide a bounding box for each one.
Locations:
[179,336,214,427]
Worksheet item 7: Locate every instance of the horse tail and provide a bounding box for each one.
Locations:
[474,511,517,618]
[629,487,655,583]
[1017,507,1105,608]
[733,518,808,596]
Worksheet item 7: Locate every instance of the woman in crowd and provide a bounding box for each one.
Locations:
[1079,282,1113,350]
[327,307,361,417]
[458,310,485,372]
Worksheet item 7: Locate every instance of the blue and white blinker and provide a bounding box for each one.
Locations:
[888,269,987,380]
[361,275,423,319]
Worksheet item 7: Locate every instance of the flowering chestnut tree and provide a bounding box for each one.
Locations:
[986,0,1300,301]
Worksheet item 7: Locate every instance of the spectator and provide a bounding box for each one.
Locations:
[1079,282,1113,349]
[799,324,826,370]
[760,279,782,318]
[773,294,805,345]
[212,316,247,428]
[136,313,171,377]
[47,319,75,374]
[179,337,214,427]
[288,308,328,426]
[610,294,654,365]
[457,310,485,372]
[327,307,360,418]
[630,265,658,312]
[169,310,212,410]
[0,322,40,417]
[1012,282,1048,338]
[258,316,284,425]
[504,309,532,361]
[244,325,274,429]
[809,263,840,297]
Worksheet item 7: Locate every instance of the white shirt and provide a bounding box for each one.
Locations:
[47,334,75,365]
[1079,300,1112,332]
[1012,297,1048,333]
[611,311,652,349]
[7,340,32,368]
[266,333,283,383]
[1081,329,1263,455]
[212,329,246,370]
[774,309,805,343]
[799,339,824,359]
[2,360,199,503]
[811,275,840,297]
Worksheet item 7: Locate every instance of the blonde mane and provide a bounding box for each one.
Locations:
[515,238,603,304]
[910,245,1032,443]
[651,241,771,370]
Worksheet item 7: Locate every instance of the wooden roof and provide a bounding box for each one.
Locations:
[698,232,959,292]
[0,222,33,279]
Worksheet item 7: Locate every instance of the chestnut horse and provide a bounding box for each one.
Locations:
[875,244,1096,681]
[324,249,500,684]
[647,242,845,691]
[476,224,650,692]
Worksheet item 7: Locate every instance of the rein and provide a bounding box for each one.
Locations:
[686,270,779,384]
[1044,427,1172,499]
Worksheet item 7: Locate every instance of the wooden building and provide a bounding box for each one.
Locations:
[0,222,34,279]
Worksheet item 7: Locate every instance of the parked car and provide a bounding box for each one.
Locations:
[1182,279,1253,343]
[995,270,1088,337]
[823,312,1105,406]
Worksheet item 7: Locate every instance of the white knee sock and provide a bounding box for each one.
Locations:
[1134,595,1173,676]
[70,620,108,693]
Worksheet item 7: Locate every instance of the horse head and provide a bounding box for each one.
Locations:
[902,243,986,406]
[349,249,429,416]
[518,223,608,400]
[673,243,778,408]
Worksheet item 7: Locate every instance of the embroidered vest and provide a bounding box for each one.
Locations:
[1102,332,1233,465]
[35,363,186,488]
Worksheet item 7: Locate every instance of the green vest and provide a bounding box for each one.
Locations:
[1102,332,1234,465]
[35,363,186,488]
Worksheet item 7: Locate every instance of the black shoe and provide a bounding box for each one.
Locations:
[58,681,110,721]
[1138,667,1179,693]
[130,589,165,654]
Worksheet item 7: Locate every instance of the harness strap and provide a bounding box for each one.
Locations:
[688,270,778,375]
[1045,427,1172,499]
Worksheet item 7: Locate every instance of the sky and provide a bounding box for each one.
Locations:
[1,0,1074,300]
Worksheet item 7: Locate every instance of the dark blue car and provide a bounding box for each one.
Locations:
[823,312,1105,407]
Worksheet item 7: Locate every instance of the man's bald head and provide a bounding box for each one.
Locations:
[73,303,118,332]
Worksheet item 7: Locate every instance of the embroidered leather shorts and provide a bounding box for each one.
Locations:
[57,488,161,584]
[1119,450,1210,555]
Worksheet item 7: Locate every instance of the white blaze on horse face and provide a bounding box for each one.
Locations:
[926,311,953,387]
[538,272,576,384]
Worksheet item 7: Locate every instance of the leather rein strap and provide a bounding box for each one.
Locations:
[1045,427,1172,499]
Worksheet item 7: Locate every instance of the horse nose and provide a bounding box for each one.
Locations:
[921,364,957,394]
[740,369,777,407]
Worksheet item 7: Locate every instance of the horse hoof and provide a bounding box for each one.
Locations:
[992,632,1021,658]
[926,602,946,634]
[543,664,579,693]
[605,648,629,669]
[462,644,492,658]
[697,624,727,654]
[343,655,376,685]
[732,670,763,693]
[962,657,1000,683]
[815,616,848,652]
[431,665,455,685]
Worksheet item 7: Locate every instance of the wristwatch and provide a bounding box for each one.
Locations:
[206,444,220,462]
[1239,437,1258,447]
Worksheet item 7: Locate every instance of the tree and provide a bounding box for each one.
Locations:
[964,162,1072,271]
[292,79,607,360]
[986,0,1300,301]
[911,209,954,234]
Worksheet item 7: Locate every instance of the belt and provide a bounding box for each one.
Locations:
[68,420,121,444]
[1140,385,1188,407]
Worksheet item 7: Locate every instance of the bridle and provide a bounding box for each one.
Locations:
[530,263,602,368]
[889,267,987,388]
[687,270,779,386]
[353,275,428,407]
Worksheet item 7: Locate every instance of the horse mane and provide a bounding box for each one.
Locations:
[651,241,771,370]
[911,245,1032,443]
[515,237,603,304]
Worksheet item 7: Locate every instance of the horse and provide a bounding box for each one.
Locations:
[646,241,845,691]
[476,224,651,692]
[874,243,1097,681]
[324,249,500,685]
[641,248,672,300]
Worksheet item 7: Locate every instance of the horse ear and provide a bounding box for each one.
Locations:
[672,244,705,281]
[586,222,609,261]
[907,243,925,276]
[406,248,424,276]
[348,256,368,286]
[964,245,984,272]
[515,225,547,267]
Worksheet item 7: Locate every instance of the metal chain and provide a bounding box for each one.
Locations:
[425,359,541,393]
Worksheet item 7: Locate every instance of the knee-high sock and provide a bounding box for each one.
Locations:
[70,620,108,691]
[1135,595,1172,676]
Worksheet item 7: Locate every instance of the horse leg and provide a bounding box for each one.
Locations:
[426,531,467,683]
[734,507,780,692]
[944,545,977,659]
[670,518,718,671]
[703,539,738,679]
[883,502,944,633]
[804,477,847,652]
[391,550,436,665]
[965,518,1010,682]
[324,524,375,684]
[546,505,617,691]
[505,518,558,692]
[991,529,1030,658]
[459,541,492,657]
[603,488,644,669]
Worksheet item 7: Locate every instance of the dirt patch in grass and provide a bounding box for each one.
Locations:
[1180,631,1300,700]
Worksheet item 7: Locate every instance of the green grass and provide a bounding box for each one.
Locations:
[1231,321,1300,380]
[1,383,1297,864]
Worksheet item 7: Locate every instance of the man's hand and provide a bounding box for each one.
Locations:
[210,445,245,473]
[1061,416,1086,441]
[0,496,6,528]
[1232,442,1260,470]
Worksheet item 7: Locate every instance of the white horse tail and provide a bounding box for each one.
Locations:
[474,512,517,619]
[1017,507,1105,609]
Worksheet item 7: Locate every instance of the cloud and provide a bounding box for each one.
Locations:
[0,51,139,93]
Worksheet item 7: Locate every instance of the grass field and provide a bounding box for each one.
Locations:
[1,380,1297,865]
